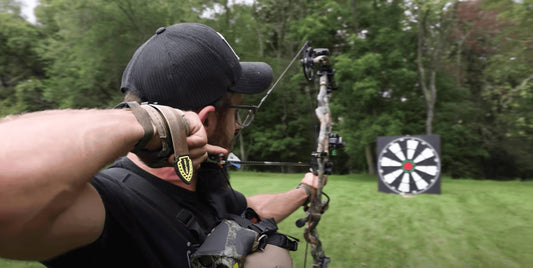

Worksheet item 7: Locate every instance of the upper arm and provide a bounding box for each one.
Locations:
[0,184,105,261]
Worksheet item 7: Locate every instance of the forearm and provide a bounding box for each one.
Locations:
[0,109,144,226]
[246,187,309,223]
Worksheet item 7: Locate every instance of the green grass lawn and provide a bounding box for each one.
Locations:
[234,172,533,268]
[2,172,532,267]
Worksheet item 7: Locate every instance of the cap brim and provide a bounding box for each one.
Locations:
[231,62,273,94]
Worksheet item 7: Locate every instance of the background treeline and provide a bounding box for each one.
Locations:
[1,0,531,180]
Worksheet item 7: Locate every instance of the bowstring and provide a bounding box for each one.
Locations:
[256,41,310,110]
[304,241,309,268]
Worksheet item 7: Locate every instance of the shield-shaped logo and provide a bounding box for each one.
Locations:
[174,154,193,184]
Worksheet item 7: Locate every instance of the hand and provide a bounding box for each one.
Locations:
[300,172,326,189]
[299,173,327,203]
[181,110,227,169]
[140,105,228,169]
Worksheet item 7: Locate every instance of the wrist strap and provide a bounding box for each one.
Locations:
[115,102,192,184]
[149,104,193,184]
[115,102,154,151]
[296,184,312,205]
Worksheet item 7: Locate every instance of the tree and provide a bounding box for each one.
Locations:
[0,2,48,116]
[433,0,533,179]
[2,0,530,179]
[35,0,205,109]
[478,0,533,179]
[333,0,422,174]
[226,0,323,170]
[413,0,458,135]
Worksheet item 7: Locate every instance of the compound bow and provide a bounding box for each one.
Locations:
[295,43,344,268]
[210,41,344,268]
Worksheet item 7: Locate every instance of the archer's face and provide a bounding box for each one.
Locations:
[207,94,243,150]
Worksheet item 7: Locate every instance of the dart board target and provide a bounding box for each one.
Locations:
[377,135,441,194]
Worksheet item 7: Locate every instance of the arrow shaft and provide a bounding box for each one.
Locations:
[229,160,310,167]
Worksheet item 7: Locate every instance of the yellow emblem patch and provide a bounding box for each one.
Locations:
[173,154,193,184]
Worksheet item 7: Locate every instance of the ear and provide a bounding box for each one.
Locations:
[198,105,217,132]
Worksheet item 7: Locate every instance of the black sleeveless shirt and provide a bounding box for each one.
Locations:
[42,157,247,268]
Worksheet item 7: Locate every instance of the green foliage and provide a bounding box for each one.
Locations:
[0,0,531,179]
[0,10,46,116]
[0,0,22,14]
[290,0,348,47]
[34,0,206,109]
[331,0,421,172]
[0,259,44,268]
[234,68,316,168]
[442,0,533,179]
[14,79,55,112]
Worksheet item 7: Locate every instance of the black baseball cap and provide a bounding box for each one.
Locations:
[121,23,273,110]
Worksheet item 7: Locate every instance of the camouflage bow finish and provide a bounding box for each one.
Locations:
[298,43,342,268]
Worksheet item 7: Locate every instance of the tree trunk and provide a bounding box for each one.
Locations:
[350,0,360,33]
[456,38,464,88]
[365,144,376,175]
[252,0,264,57]
[238,132,246,161]
[417,7,438,135]
[418,1,457,134]
[425,92,434,135]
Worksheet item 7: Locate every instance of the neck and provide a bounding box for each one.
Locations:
[127,153,197,191]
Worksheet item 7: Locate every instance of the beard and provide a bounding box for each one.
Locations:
[195,107,238,196]
[195,161,231,196]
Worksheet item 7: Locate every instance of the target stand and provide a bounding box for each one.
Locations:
[377,135,441,194]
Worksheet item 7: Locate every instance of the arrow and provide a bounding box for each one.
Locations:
[225,153,310,168]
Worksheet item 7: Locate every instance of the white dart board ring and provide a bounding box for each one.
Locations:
[377,135,441,194]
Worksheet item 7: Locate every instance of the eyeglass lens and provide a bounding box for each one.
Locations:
[235,108,254,127]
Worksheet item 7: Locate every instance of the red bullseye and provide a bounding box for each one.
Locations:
[403,161,414,171]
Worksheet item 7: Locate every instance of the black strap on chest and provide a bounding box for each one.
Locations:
[98,167,206,243]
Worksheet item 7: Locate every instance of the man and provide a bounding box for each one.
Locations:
[0,23,320,267]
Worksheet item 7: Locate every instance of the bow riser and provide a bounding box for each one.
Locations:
[302,49,338,268]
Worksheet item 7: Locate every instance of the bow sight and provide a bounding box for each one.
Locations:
[309,133,346,174]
